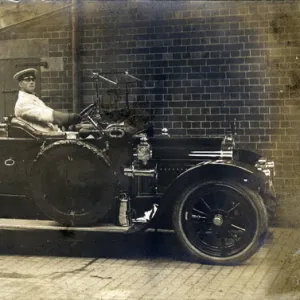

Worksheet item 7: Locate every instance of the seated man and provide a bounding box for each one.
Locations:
[13,68,81,132]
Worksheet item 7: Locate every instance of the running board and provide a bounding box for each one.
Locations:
[0,218,130,232]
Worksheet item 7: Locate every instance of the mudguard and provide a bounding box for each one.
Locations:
[152,159,269,224]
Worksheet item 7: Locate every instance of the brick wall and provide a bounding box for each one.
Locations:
[1,0,300,225]
[0,8,73,111]
[79,1,300,225]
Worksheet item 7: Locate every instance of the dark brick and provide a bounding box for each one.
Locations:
[210,66,221,73]
[187,129,206,135]
[205,87,224,93]
[207,73,226,79]
[201,122,210,128]
[250,135,259,142]
[220,51,231,58]
[245,114,265,121]
[227,72,246,78]
[187,87,205,94]
[226,100,244,106]
[191,94,200,101]
[225,43,244,51]
[187,101,206,108]
[187,59,206,66]
[169,101,187,108]
[220,107,230,114]
[225,58,245,64]
[171,129,187,135]
[188,73,207,80]
[206,59,225,65]
[183,94,191,101]
[225,86,245,93]
[201,94,211,100]
[168,46,187,53]
[150,47,168,53]
[205,44,225,51]
[206,30,225,37]
[169,115,187,122]
[49,38,67,45]
[206,115,225,121]
[150,61,168,67]
[245,85,265,92]
[206,128,225,135]
[49,51,63,57]
[131,48,150,54]
[208,99,226,106]
[169,60,187,67]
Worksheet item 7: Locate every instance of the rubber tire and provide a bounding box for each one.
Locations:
[172,180,268,265]
[30,140,116,227]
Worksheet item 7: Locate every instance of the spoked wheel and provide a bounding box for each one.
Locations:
[172,180,268,265]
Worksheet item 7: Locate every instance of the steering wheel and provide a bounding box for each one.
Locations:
[78,102,100,130]
[79,102,96,117]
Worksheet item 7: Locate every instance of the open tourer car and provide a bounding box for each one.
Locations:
[0,86,278,265]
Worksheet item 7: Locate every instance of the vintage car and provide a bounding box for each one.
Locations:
[0,74,278,265]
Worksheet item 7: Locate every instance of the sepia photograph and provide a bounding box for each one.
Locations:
[0,0,298,299]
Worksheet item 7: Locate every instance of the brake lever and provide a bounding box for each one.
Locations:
[86,116,100,130]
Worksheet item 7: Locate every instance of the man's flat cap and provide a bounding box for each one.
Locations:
[13,68,38,81]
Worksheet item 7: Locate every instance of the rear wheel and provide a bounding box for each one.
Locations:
[172,180,268,265]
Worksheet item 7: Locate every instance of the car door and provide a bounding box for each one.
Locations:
[0,135,42,196]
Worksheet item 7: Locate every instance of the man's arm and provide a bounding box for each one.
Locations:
[16,102,54,124]
[16,99,82,126]
[52,110,82,126]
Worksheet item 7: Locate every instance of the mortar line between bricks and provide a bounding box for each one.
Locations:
[253,244,287,294]
[266,246,299,292]
[51,258,123,290]
[189,265,225,291]
[243,242,281,286]
[227,229,293,298]
[244,261,275,296]
[125,261,176,291]
[272,260,300,294]
[122,268,173,298]
[223,260,262,297]
[116,268,157,287]
[143,266,180,284]
[131,269,183,298]
[128,264,188,298]
[171,267,219,299]
[158,265,204,299]
[99,262,147,293]
[90,265,134,291]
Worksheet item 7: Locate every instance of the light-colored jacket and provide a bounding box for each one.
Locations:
[15,91,58,132]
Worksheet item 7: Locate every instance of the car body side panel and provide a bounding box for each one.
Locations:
[0,137,42,194]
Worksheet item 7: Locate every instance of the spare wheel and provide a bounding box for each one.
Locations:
[30,140,116,226]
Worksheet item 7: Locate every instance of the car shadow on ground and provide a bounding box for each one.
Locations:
[0,229,190,262]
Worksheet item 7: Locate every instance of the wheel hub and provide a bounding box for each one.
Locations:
[213,214,224,226]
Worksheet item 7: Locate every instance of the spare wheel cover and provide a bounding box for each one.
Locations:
[30,140,115,226]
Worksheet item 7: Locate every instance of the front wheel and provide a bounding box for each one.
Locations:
[172,180,268,265]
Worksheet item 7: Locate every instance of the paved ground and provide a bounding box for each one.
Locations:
[0,227,298,300]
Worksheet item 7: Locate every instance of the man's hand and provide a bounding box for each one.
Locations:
[68,113,82,125]
[53,111,82,126]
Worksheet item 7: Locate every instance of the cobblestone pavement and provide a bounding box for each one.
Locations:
[0,227,299,300]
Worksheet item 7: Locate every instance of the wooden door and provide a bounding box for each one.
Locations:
[0,58,41,119]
